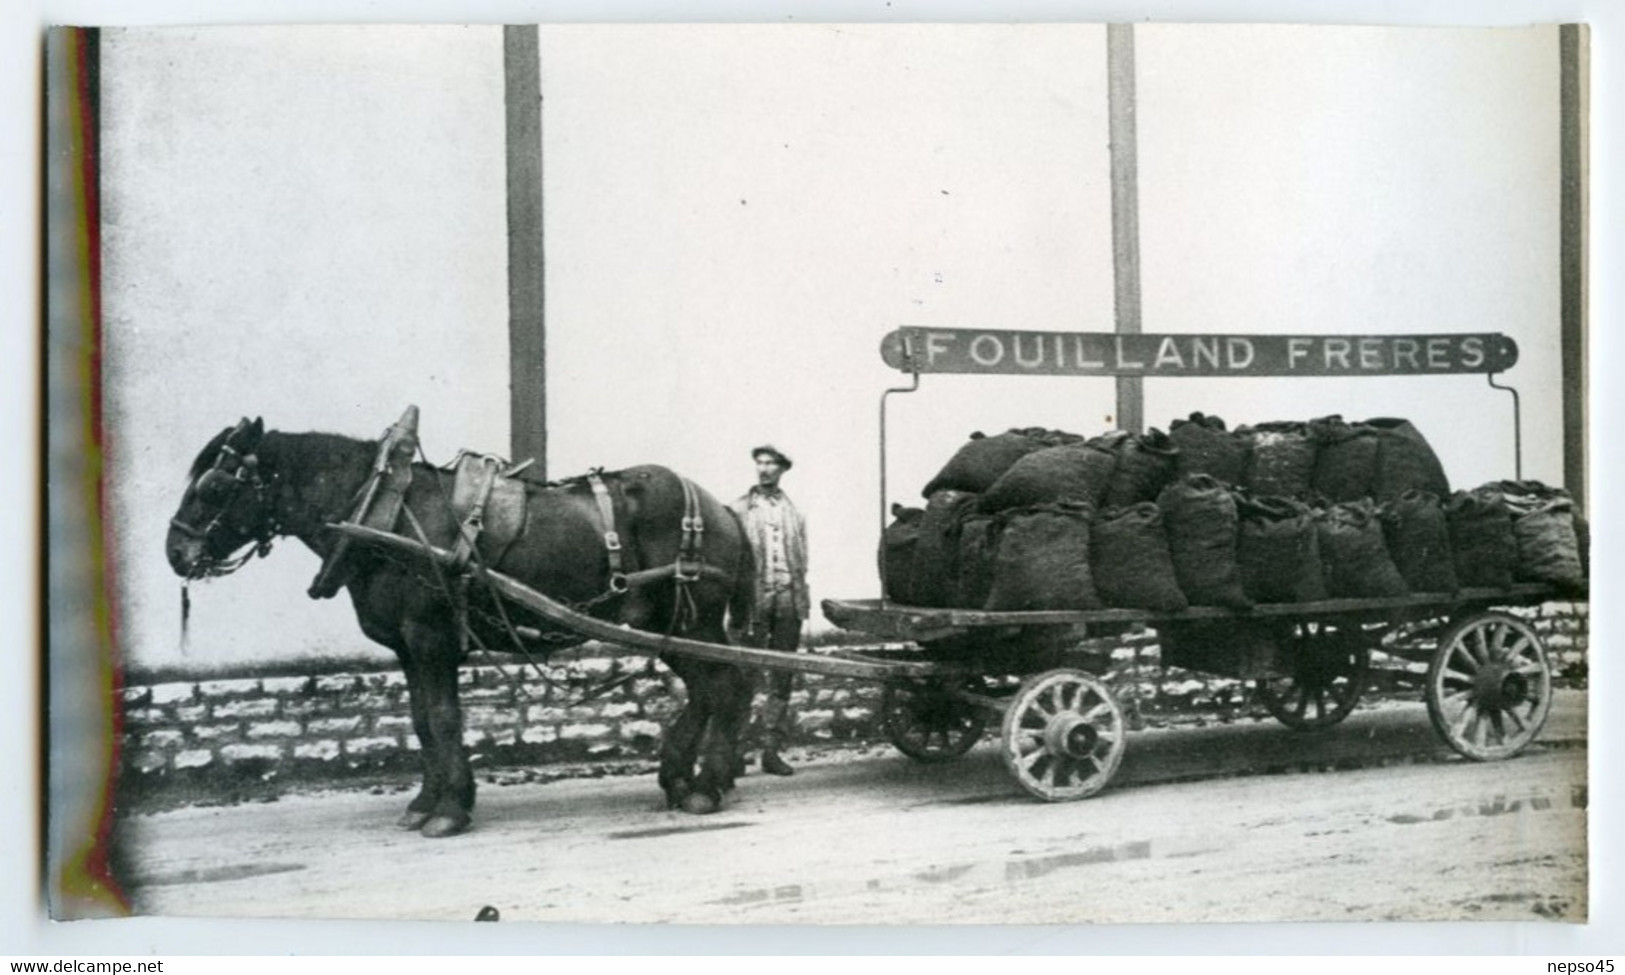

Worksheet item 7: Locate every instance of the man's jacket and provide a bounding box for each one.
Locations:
[729,487,810,623]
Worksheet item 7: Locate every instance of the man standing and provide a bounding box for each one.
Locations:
[729,445,809,777]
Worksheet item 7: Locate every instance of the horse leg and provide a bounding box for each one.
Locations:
[657,656,715,813]
[404,620,474,838]
[692,662,755,801]
[396,656,445,831]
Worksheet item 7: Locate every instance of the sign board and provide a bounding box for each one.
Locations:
[880,328,1519,377]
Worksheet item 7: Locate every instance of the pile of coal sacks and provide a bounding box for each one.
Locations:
[882,415,1587,612]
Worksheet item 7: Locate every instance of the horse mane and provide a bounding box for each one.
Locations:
[260,430,379,481]
[187,426,381,490]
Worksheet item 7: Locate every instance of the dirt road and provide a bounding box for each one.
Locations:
[119,696,1587,925]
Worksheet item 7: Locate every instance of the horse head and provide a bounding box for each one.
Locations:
[166,417,279,579]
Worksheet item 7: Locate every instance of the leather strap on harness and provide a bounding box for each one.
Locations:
[581,472,707,629]
[450,454,504,572]
[586,470,629,594]
[676,477,705,583]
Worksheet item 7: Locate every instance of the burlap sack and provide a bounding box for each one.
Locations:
[1236,495,1327,604]
[1445,487,1517,590]
[1310,415,1380,503]
[1497,481,1585,591]
[1368,418,1450,502]
[1103,428,1180,507]
[1089,430,1132,451]
[1091,503,1188,612]
[1169,412,1250,487]
[1240,421,1318,500]
[1317,499,1409,598]
[1011,426,1087,448]
[1157,474,1252,609]
[879,503,925,603]
[922,430,1046,497]
[910,489,979,607]
[954,513,1002,608]
[979,442,1118,513]
[1379,491,1459,595]
[984,502,1103,612]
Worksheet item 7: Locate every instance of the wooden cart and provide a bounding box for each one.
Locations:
[335,522,1577,805]
[822,585,1576,801]
[816,325,1581,801]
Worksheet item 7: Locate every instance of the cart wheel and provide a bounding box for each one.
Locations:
[1256,623,1370,730]
[881,680,988,763]
[1426,612,1553,761]
[999,669,1126,801]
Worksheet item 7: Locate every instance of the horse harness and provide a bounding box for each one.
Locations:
[170,420,280,578]
[309,407,422,598]
[583,468,709,628]
[440,465,710,706]
[309,430,712,636]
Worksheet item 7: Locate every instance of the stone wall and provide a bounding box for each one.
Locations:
[118,601,1587,803]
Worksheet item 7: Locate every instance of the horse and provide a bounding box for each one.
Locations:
[165,416,757,838]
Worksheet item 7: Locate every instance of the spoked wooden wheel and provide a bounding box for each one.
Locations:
[999,669,1126,801]
[1426,612,1552,761]
[881,679,988,763]
[1256,623,1371,730]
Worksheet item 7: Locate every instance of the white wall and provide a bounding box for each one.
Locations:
[103,26,508,668]
[101,23,1567,669]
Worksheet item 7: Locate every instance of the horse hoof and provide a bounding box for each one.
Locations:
[398,809,432,830]
[679,792,721,815]
[421,814,470,838]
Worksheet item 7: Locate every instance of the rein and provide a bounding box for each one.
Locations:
[170,441,280,579]
[174,436,280,651]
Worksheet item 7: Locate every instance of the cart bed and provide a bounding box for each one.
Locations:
[822,584,1578,642]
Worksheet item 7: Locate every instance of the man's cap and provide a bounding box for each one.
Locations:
[751,444,792,470]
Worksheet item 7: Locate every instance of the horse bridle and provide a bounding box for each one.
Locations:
[171,436,279,578]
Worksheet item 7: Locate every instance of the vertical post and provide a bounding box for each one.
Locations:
[504,26,547,475]
[1107,24,1144,434]
[1558,25,1586,513]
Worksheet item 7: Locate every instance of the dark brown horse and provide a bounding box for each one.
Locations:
[165,417,756,837]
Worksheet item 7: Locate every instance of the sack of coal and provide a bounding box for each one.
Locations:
[1236,494,1327,603]
[1445,487,1518,589]
[1309,415,1381,503]
[1368,418,1451,502]
[954,513,1002,608]
[1379,491,1459,595]
[1103,428,1180,507]
[1497,481,1586,591]
[1169,412,1250,487]
[1240,421,1318,500]
[922,430,1047,497]
[1157,473,1252,609]
[910,489,980,607]
[984,502,1103,611]
[1090,503,1188,612]
[879,503,925,603]
[1010,426,1088,448]
[1317,499,1410,598]
[979,441,1118,513]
